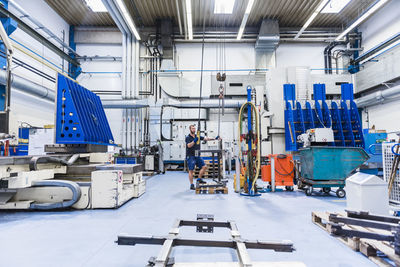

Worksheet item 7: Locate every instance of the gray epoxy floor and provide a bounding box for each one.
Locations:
[0,171,376,267]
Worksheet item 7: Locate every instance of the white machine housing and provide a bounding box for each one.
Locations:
[0,153,145,210]
[297,128,334,148]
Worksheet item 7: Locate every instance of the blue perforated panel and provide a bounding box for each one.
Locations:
[55,74,114,145]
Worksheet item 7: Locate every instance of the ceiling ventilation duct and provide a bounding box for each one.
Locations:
[255,19,279,71]
[159,19,174,59]
[255,19,280,51]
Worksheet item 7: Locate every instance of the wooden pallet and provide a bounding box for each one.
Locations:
[194,171,223,179]
[195,186,228,194]
[312,211,399,266]
[203,159,222,164]
[193,162,223,178]
[194,173,223,179]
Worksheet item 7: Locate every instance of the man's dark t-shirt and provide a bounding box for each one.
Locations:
[185,134,204,157]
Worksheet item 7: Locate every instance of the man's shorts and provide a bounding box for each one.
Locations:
[186,156,205,171]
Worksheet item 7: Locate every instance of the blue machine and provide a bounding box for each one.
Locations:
[284,83,364,151]
[364,129,387,156]
[17,127,29,155]
[55,73,114,146]
[361,129,388,175]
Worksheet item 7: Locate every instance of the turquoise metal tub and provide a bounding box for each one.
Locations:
[298,146,370,197]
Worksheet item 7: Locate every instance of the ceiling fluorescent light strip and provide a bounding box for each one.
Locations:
[294,0,330,39]
[185,0,193,40]
[85,0,108,12]
[214,0,235,14]
[115,0,141,40]
[335,0,389,41]
[321,0,351,13]
[237,0,255,40]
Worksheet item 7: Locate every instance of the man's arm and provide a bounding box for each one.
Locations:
[203,136,221,141]
[186,136,198,148]
[187,141,195,148]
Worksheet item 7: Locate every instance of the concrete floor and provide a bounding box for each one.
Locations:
[0,171,376,267]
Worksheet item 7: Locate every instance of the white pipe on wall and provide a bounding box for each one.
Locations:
[127,35,132,152]
[355,84,400,108]
[0,70,55,101]
[135,40,140,98]
[121,35,127,152]
[134,109,138,149]
[102,99,149,108]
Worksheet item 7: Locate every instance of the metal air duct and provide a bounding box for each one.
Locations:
[0,69,55,101]
[355,84,400,108]
[255,20,279,51]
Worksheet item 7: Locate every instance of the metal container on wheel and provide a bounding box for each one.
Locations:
[298,146,369,198]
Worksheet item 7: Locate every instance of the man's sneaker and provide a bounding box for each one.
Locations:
[197,178,206,184]
[190,184,195,190]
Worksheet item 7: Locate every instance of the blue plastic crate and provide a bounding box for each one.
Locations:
[115,157,137,164]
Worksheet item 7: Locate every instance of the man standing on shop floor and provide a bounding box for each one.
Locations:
[186,124,220,190]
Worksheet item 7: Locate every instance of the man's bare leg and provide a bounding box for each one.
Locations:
[189,170,194,185]
[199,165,207,179]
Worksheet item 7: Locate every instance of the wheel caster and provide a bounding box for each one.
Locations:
[298,180,304,190]
[305,186,313,196]
[336,188,346,198]
[285,186,294,191]
[322,187,331,194]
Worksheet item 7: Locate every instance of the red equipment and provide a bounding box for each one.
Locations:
[261,154,295,191]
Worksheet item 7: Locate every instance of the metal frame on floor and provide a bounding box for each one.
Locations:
[117,215,295,266]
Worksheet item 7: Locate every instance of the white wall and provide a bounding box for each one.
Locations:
[77,45,122,92]
[176,42,255,70]
[175,42,329,72]
[364,100,400,139]
[8,0,70,135]
[276,43,326,70]
[357,0,400,134]
[358,0,400,52]
[164,42,329,99]
[158,41,333,158]
[172,43,256,97]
